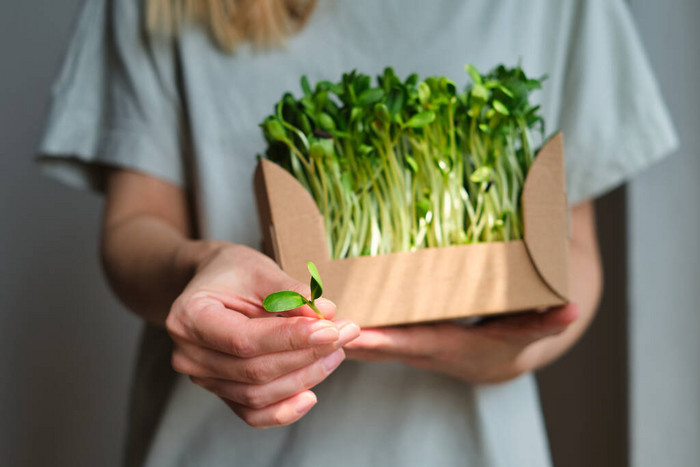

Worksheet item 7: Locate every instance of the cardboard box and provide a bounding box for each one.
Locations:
[255,132,569,327]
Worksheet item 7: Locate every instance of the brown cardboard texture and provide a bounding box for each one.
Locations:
[255,133,569,327]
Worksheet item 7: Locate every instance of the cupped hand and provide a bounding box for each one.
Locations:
[344,304,579,384]
[165,244,360,428]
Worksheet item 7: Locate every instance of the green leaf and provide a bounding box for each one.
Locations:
[416,198,432,220]
[405,73,419,87]
[379,67,399,90]
[307,261,323,300]
[471,84,489,101]
[300,95,314,113]
[374,103,391,123]
[358,88,385,106]
[465,64,483,86]
[358,144,375,157]
[309,142,326,160]
[263,118,288,143]
[299,113,312,134]
[301,75,312,95]
[263,291,307,313]
[442,78,457,95]
[313,90,329,109]
[418,82,431,104]
[405,155,418,173]
[385,88,404,116]
[526,77,546,90]
[470,166,493,183]
[350,107,363,122]
[485,81,514,98]
[493,100,510,115]
[318,138,335,157]
[318,80,343,94]
[318,112,336,131]
[356,74,371,95]
[478,123,491,134]
[525,105,541,121]
[405,111,436,128]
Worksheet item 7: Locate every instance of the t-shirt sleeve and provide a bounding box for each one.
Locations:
[560,0,679,204]
[37,0,185,193]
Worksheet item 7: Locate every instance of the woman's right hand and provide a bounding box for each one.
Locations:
[165,243,360,428]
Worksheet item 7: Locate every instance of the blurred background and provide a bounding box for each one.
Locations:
[1,1,698,466]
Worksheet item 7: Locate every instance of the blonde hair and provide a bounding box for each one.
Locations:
[146,0,318,52]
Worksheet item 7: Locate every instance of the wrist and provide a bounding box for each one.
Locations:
[172,239,229,278]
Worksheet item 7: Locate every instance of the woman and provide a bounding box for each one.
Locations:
[38,0,677,465]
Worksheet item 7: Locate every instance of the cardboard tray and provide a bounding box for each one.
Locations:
[255,133,569,327]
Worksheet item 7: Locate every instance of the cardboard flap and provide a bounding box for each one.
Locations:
[522,132,569,300]
[318,241,563,327]
[256,159,330,270]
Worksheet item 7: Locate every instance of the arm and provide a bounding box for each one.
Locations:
[100,168,216,325]
[101,169,359,426]
[344,200,602,383]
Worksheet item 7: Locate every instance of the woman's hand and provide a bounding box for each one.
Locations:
[165,244,360,428]
[346,200,602,384]
[101,170,360,427]
[345,305,578,383]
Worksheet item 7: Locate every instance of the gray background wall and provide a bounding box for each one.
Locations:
[0,2,140,465]
[0,1,696,466]
[628,1,700,466]
[538,188,630,467]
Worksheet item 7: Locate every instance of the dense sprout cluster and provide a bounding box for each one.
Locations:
[259,64,548,259]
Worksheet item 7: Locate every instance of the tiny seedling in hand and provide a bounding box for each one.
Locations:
[263,262,325,319]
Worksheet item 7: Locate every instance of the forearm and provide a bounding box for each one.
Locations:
[100,214,221,326]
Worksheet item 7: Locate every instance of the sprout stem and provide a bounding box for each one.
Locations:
[306,300,325,320]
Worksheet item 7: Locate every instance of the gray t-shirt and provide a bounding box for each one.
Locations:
[38,0,678,466]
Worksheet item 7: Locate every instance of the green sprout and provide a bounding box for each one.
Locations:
[263,261,325,319]
[259,63,548,259]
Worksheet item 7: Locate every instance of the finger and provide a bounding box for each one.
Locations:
[192,348,345,410]
[223,391,318,429]
[187,300,349,357]
[475,303,579,342]
[173,321,360,383]
[343,323,465,358]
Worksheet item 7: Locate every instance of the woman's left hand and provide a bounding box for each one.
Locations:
[345,201,601,384]
[345,303,579,384]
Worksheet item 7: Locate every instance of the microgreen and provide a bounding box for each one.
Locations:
[259,64,548,258]
[263,261,325,319]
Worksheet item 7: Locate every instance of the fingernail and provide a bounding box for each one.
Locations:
[309,322,339,344]
[338,323,360,343]
[294,393,317,414]
[321,349,345,372]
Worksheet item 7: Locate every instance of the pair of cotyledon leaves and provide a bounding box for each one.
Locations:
[263,262,325,319]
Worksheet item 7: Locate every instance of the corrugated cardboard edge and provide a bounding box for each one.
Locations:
[254,162,275,258]
[522,132,569,301]
[255,161,329,268]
